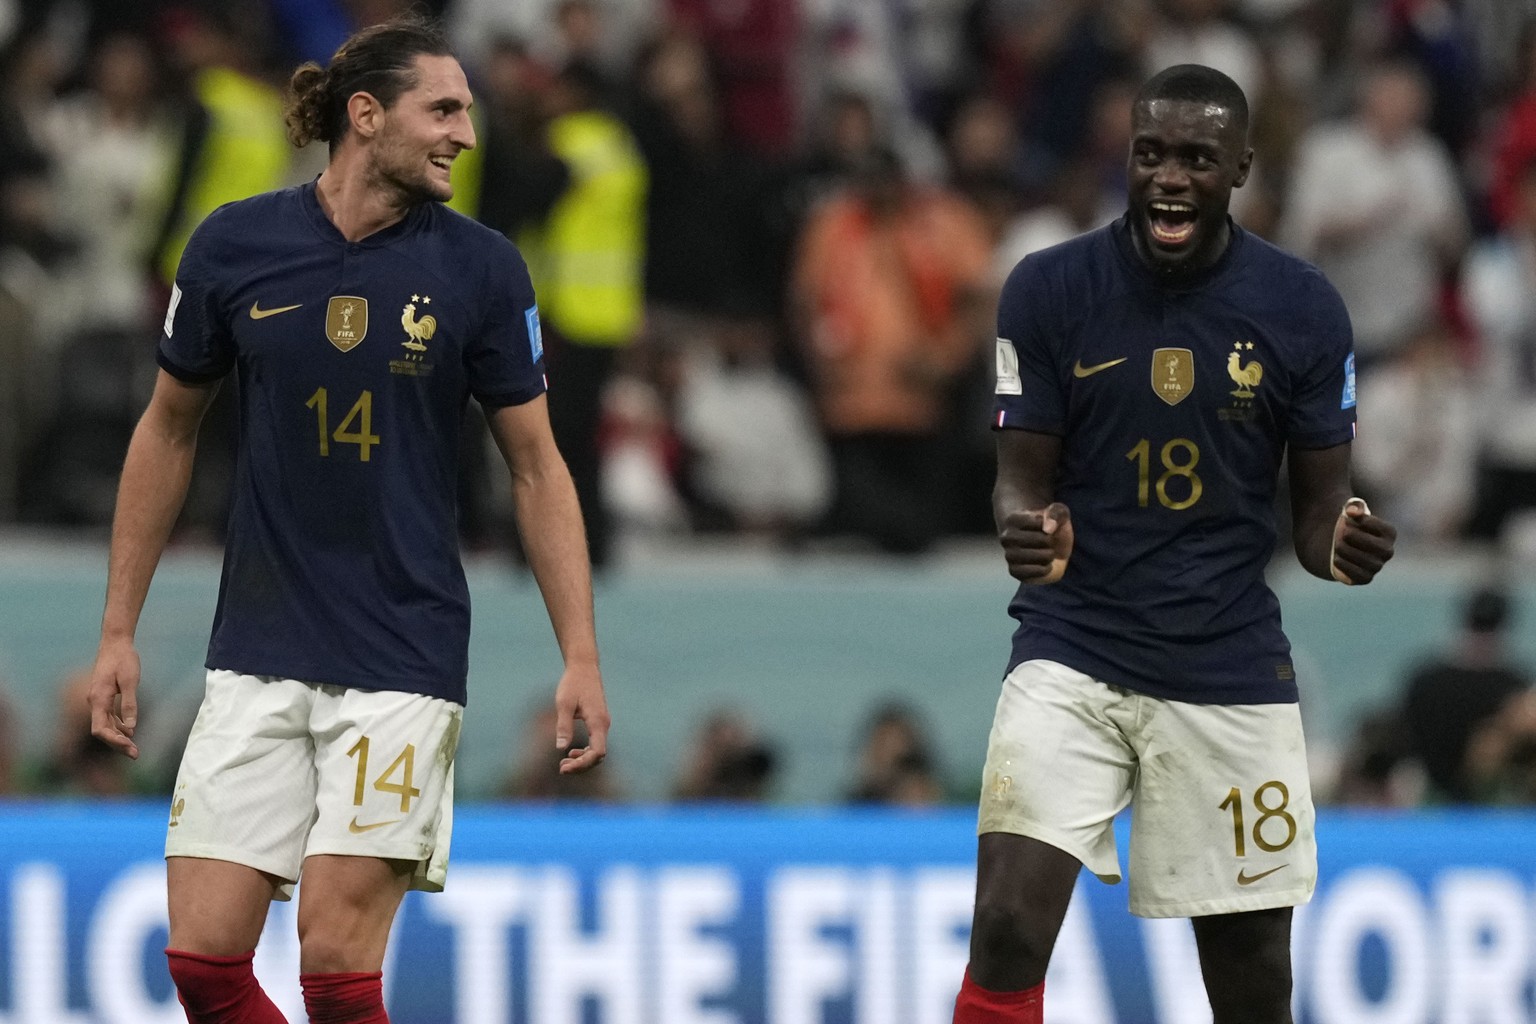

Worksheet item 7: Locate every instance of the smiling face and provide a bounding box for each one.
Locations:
[365,53,475,204]
[1127,97,1251,274]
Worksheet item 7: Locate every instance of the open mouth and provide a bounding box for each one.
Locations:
[428,154,454,173]
[1147,199,1197,246]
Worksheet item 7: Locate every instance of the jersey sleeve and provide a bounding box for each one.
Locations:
[465,240,549,411]
[157,215,235,382]
[993,256,1064,434]
[1287,270,1357,449]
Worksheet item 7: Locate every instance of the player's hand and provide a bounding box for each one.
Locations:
[1330,497,1396,585]
[553,662,609,774]
[87,638,141,759]
[1000,503,1074,584]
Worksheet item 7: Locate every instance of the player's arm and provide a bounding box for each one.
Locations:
[487,396,609,773]
[89,370,222,758]
[995,429,1072,584]
[1287,442,1396,584]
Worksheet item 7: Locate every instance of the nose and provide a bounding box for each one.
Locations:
[1153,161,1189,192]
[452,111,476,151]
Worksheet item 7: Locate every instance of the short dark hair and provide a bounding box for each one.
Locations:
[284,15,454,151]
[1135,64,1249,139]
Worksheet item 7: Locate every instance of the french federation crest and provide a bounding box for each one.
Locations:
[1228,341,1263,399]
[1152,347,1194,406]
[326,296,368,352]
[401,294,436,354]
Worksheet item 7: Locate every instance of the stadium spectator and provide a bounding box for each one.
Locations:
[149,4,291,287]
[521,58,648,568]
[1143,0,1266,111]
[39,32,174,340]
[667,0,799,155]
[1350,317,1477,543]
[1328,707,1424,807]
[982,0,1146,198]
[1280,58,1468,367]
[1463,152,1536,547]
[599,374,689,537]
[1463,688,1536,803]
[630,29,792,326]
[1402,586,1530,802]
[671,319,833,540]
[1484,17,1536,230]
[671,710,779,801]
[85,19,608,1024]
[992,154,1122,282]
[790,146,992,553]
[846,701,947,805]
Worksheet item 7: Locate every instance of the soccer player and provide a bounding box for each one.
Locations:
[954,65,1397,1024]
[85,18,609,1024]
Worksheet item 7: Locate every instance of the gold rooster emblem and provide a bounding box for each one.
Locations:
[401,294,437,352]
[1228,341,1262,398]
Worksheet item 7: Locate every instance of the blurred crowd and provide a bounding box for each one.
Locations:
[6,0,1536,560]
[5,0,1536,805]
[5,584,1530,807]
[0,662,968,806]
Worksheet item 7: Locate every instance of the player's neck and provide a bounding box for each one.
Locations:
[314,161,411,242]
[1129,218,1233,285]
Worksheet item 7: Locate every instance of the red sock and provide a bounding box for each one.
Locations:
[953,967,1044,1024]
[299,971,388,1024]
[164,949,289,1024]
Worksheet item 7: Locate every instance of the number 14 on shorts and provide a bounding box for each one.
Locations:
[346,735,422,831]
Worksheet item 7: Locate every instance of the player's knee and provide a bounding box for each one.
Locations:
[297,926,374,975]
[970,900,1051,970]
[165,949,259,1019]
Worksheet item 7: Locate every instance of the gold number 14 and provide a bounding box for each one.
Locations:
[305,388,381,461]
[345,735,422,812]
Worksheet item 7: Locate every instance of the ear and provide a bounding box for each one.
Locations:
[346,90,384,140]
[1232,147,1254,189]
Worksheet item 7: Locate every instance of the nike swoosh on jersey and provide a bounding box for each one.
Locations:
[1072,357,1128,378]
[1236,865,1286,886]
[250,302,303,319]
[348,817,400,834]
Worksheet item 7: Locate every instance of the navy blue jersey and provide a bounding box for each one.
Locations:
[158,182,547,705]
[993,216,1356,704]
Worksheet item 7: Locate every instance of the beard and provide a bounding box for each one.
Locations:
[366,140,452,207]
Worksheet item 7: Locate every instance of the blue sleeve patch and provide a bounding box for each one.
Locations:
[1341,353,1356,409]
[524,305,544,362]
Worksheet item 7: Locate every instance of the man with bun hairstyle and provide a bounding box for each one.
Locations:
[953,65,1396,1023]
[86,16,608,1023]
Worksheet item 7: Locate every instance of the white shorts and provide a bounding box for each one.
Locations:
[978,659,1316,918]
[165,669,462,900]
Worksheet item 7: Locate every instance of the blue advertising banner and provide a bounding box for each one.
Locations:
[1,803,1534,1023]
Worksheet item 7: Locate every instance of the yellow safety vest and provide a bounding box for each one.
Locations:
[158,66,290,283]
[523,110,647,346]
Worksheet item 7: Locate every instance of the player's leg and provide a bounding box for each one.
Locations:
[956,661,1137,1023]
[163,671,320,1023]
[965,832,1080,985]
[295,855,415,1023]
[1192,908,1295,1023]
[165,859,289,1023]
[298,685,462,1023]
[1124,697,1315,1021]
